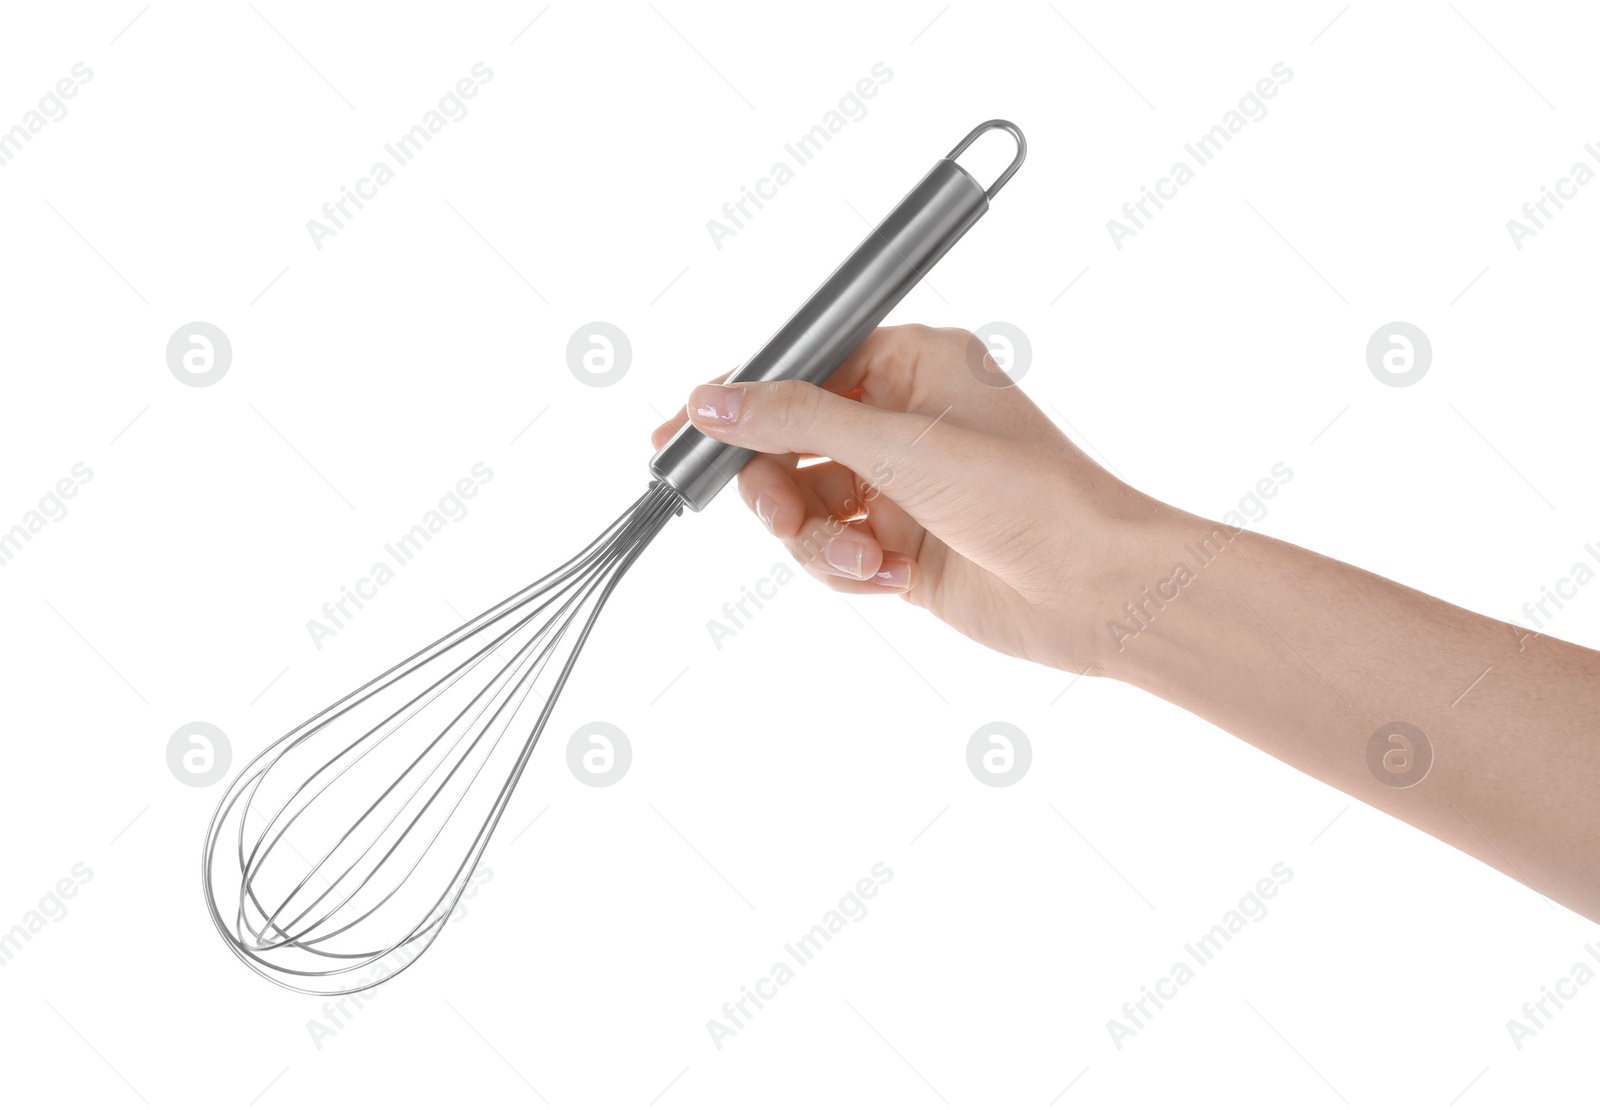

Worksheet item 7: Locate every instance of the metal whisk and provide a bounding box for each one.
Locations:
[203,121,1026,994]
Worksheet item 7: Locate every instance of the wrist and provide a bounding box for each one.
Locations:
[1071,499,1236,686]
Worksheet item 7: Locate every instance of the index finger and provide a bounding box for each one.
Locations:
[650,367,735,450]
[649,322,948,451]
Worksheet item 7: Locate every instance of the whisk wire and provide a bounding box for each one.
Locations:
[204,481,682,993]
[246,493,672,954]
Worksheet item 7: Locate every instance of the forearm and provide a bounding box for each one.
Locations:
[1098,506,1600,920]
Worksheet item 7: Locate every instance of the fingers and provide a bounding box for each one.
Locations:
[651,323,1062,453]
[657,323,1082,590]
[683,378,951,517]
[814,550,918,594]
[735,454,805,538]
[793,521,917,593]
[735,455,917,593]
[651,330,905,453]
[685,373,1073,582]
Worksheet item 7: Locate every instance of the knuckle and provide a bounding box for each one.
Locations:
[941,326,980,351]
[885,322,934,346]
[788,516,836,568]
[735,469,759,503]
[771,380,819,434]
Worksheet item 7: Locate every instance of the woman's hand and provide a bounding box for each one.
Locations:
[653,322,1600,922]
[650,324,1158,675]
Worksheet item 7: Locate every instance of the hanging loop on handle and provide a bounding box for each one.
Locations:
[945,119,1027,200]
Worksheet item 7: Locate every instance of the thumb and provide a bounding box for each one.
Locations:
[685,380,897,454]
[683,380,1013,531]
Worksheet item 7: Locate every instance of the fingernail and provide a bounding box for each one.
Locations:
[874,555,916,591]
[823,535,867,578]
[690,384,741,424]
[754,495,776,532]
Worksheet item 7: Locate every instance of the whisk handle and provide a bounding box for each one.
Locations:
[650,120,1026,512]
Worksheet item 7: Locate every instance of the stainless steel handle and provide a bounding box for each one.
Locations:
[649,120,1026,511]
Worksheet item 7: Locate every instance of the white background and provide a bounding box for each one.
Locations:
[1,1,1597,1106]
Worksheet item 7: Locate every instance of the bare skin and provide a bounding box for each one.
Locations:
[651,325,1600,923]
